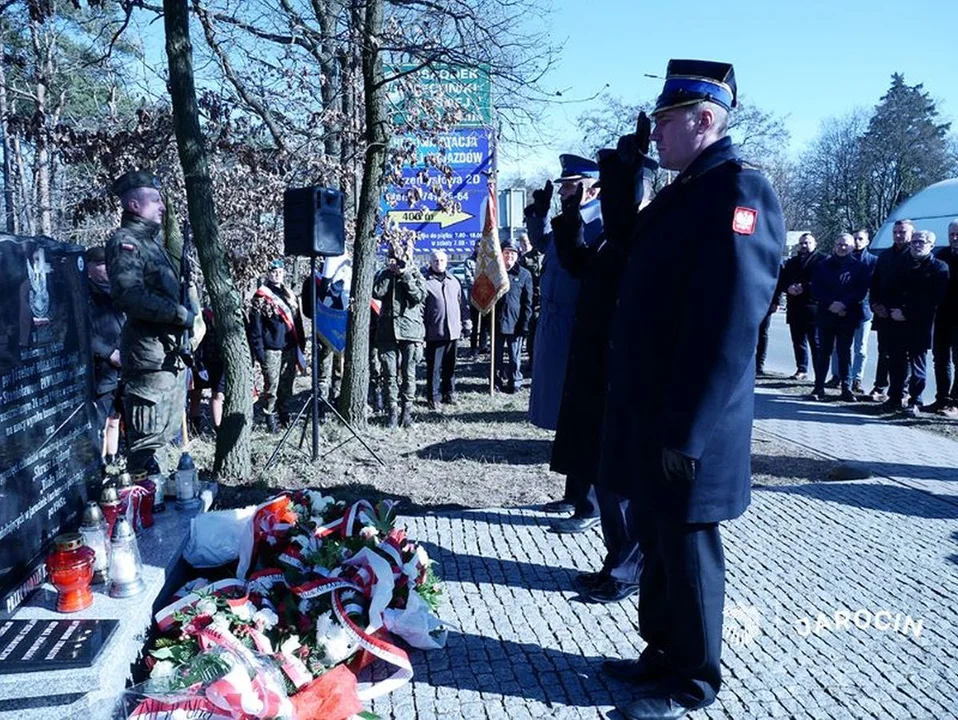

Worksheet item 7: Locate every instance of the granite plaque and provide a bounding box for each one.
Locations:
[0,619,118,673]
[0,235,101,612]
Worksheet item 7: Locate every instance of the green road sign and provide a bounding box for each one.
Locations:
[392,63,492,128]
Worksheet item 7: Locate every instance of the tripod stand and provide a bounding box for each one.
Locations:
[261,256,385,475]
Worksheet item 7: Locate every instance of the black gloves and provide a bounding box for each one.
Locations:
[661,447,695,485]
[597,112,658,244]
[524,180,554,219]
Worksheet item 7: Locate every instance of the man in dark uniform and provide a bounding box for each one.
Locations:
[868,219,913,400]
[105,170,196,474]
[597,60,785,719]
[929,219,958,414]
[86,245,125,465]
[883,229,949,415]
[778,232,824,380]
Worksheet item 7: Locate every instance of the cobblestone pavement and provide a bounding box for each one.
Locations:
[370,389,958,719]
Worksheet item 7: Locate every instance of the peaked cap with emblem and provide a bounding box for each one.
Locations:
[653,59,737,116]
[554,154,600,183]
[111,170,162,197]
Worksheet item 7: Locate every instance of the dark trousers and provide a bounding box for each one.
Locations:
[470,307,490,351]
[596,486,642,583]
[425,340,458,401]
[755,312,772,371]
[888,328,928,405]
[563,474,598,519]
[873,326,891,391]
[814,323,853,392]
[788,322,818,374]
[932,322,958,402]
[630,503,725,709]
[496,333,523,388]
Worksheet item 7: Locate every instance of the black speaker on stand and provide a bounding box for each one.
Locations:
[263,187,384,472]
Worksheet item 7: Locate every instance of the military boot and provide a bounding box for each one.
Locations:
[265,414,279,434]
[386,407,399,429]
[368,386,383,413]
[400,403,414,428]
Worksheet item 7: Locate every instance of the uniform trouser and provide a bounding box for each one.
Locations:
[261,347,298,417]
[888,328,928,405]
[831,319,871,383]
[873,326,892,391]
[788,322,818,374]
[932,322,958,402]
[425,340,458,402]
[124,365,187,473]
[496,333,523,388]
[378,340,418,412]
[470,307,490,351]
[564,474,598,519]
[318,343,344,401]
[629,502,725,710]
[526,311,539,372]
[755,311,772,370]
[815,323,854,392]
[596,486,642,583]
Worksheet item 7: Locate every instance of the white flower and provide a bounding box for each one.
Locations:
[359,526,379,540]
[151,660,176,679]
[253,608,279,630]
[195,597,218,617]
[231,602,252,622]
[315,611,358,665]
[280,635,301,656]
[307,490,334,516]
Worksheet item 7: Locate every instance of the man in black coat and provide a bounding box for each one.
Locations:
[868,219,913,400]
[884,229,949,415]
[930,219,958,414]
[547,114,658,600]
[597,60,785,719]
[494,239,533,393]
[778,233,824,380]
[86,245,125,464]
[808,234,870,402]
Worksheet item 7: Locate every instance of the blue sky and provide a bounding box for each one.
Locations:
[499,0,958,176]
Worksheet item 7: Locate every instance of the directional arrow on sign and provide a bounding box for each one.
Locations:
[387,209,473,229]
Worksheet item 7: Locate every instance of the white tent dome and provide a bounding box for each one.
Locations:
[872,178,958,250]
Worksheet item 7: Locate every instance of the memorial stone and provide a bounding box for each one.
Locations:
[0,234,100,612]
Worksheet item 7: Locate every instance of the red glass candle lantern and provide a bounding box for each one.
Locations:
[131,470,156,529]
[46,533,96,613]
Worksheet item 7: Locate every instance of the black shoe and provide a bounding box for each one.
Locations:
[824,377,841,389]
[427,399,441,412]
[839,389,857,402]
[806,390,826,401]
[852,381,864,394]
[572,571,609,592]
[265,414,279,433]
[583,578,639,604]
[550,515,600,534]
[441,392,458,405]
[368,389,383,413]
[880,398,905,412]
[541,499,575,514]
[617,696,693,720]
[400,405,414,428]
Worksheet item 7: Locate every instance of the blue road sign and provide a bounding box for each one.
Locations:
[382,127,494,255]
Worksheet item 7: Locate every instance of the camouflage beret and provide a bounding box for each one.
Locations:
[85,245,107,264]
[111,170,161,197]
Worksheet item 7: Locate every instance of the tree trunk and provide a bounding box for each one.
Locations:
[0,36,16,234]
[27,15,52,236]
[164,0,253,480]
[338,0,388,425]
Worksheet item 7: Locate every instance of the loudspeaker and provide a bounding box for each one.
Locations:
[283,186,346,257]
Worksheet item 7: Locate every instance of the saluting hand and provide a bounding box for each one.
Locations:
[787,283,803,296]
[891,308,906,322]
[526,180,554,219]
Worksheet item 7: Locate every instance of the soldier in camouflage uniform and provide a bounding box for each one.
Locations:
[105,170,196,474]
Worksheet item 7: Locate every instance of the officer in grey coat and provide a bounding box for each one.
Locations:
[105,171,196,474]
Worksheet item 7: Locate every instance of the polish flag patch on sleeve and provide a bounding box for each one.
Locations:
[732,207,758,235]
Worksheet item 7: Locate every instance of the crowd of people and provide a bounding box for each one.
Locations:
[85,55,952,719]
[760,219,958,416]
